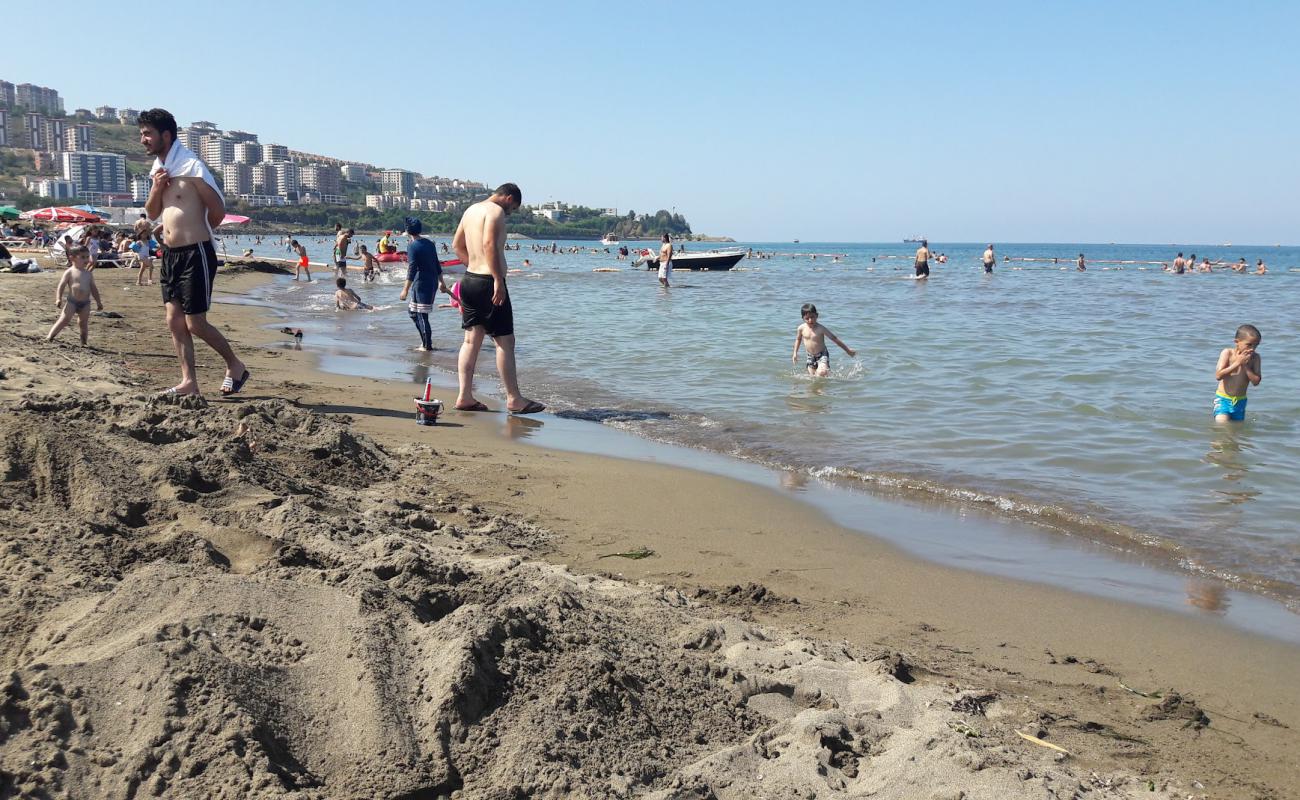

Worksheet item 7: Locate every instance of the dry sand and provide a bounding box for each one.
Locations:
[0,260,1297,799]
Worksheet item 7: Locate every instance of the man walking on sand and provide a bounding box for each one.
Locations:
[450,183,544,414]
[140,108,249,398]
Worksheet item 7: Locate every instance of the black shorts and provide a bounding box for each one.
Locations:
[983,262,994,273]
[160,241,219,315]
[458,272,514,337]
[915,261,930,277]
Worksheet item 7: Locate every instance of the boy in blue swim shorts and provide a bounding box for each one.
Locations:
[1212,324,1262,422]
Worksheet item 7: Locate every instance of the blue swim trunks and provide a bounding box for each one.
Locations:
[1213,392,1247,421]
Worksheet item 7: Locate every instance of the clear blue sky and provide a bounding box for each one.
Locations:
[6,1,1297,243]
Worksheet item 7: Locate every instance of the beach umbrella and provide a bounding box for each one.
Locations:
[219,213,251,227]
[72,204,110,216]
[20,206,102,223]
[0,205,19,220]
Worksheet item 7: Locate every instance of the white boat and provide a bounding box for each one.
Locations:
[600,233,619,246]
[636,248,746,271]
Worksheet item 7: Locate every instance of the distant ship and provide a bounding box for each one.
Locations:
[600,233,619,246]
[903,235,926,243]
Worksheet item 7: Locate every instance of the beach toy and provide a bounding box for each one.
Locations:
[448,281,462,310]
[415,378,443,426]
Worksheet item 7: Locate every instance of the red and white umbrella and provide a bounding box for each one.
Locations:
[20,206,102,223]
[218,213,251,226]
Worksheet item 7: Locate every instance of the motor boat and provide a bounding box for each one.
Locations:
[600,233,619,246]
[635,248,746,271]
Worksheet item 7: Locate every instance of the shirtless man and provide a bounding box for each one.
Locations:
[450,183,544,414]
[658,233,674,288]
[133,212,153,241]
[1171,252,1186,274]
[140,108,249,397]
[914,239,930,278]
[982,244,995,274]
[334,224,354,278]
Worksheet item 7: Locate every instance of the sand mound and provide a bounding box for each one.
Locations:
[0,331,1189,799]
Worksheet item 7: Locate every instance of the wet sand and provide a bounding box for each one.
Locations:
[0,259,1296,799]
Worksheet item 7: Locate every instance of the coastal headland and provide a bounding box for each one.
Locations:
[0,261,1297,799]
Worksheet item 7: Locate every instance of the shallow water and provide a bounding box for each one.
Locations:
[227,235,1300,609]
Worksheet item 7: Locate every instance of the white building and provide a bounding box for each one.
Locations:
[0,109,7,147]
[23,113,45,150]
[236,194,288,207]
[264,143,288,162]
[116,108,140,125]
[299,163,341,195]
[365,194,386,210]
[64,123,94,152]
[61,151,127,194]
[200,136,235,170]
[225,130,258,143]
[341,164,367,183]
[381,168,416,196]
[94,106,117,121]
[130,176,151,203]
[234,141,263,165]
[600,208,618,217]
[42,118,66,153]
[265,162,298,198]
[178,127,205,153]
[36,179,78,199]
[222,162,254,195]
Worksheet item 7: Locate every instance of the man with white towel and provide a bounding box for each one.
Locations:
[140,108,249,398]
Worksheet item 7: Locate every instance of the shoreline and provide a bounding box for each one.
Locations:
[237,260,1300,619]
[1,262,1298,797]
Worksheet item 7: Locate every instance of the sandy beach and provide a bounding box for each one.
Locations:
[1,260,1297,799]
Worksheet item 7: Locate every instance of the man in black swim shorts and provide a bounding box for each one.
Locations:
[141,107,249,398]
[449,183,545,414]
[914,239,930,278]
[160,241,219,314]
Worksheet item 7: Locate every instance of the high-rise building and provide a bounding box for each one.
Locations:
[94,106,117,121]
[365,195,386,210]
[17,84,63,114]
[225,130,258,144]
[178,127,204,152]
[189,120,219,133]
[0,109,7,147]
[341,164,368,183]
[251,164,275,195]
[269,162,299,198]
[200,136,235,170]
[264,143,288,162]
[116,108,140,125]
[61,151,128,194]
[0,81,15,108]
[381,168,417,196]
[24,113,45,150]
[234,141,263,165]
[299,163,341,195]
[64,123,94,152]
[222,162,254,195]
[42,118,66,153]
[73,108,94,121]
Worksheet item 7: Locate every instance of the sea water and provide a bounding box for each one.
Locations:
[228,235,1300,611]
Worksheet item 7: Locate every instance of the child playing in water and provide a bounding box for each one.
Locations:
[792,303,855,376]
[1213,324,1262,422]
[334,277,371,311]
[350,244,382,282]
[290,240,311,281]
[46,245,103,345]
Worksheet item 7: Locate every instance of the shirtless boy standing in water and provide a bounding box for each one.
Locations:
[792,303,856,376]
[140,108,249,397]
[450,183,544,414]
[1213,324,1262,422]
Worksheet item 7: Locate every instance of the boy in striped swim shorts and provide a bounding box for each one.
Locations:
[1212,324,1262,422]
